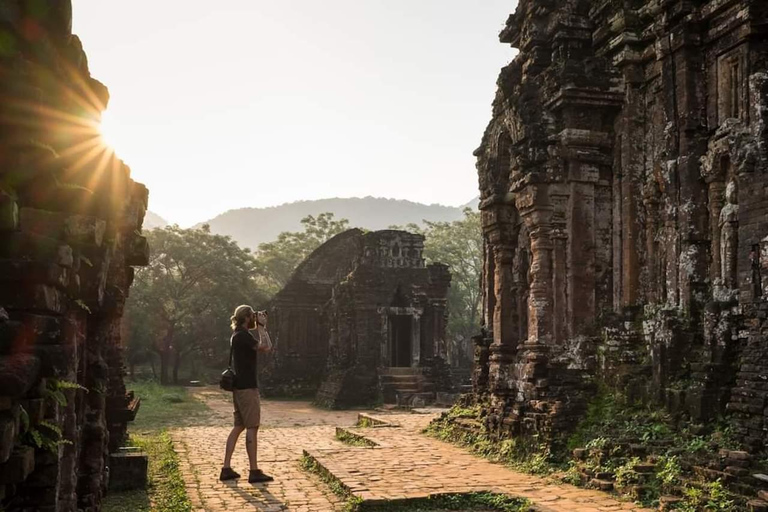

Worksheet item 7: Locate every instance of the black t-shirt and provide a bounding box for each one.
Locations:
[232,328,258,389]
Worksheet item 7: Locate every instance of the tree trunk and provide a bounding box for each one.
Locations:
[160,350,169,385]
[129,361,135,380]
[160,331,174,385]
[172,351,182,385]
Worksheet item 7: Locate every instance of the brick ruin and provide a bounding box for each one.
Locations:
[264,229,453,408]
[473,0,768,451]
[0,2,148,511]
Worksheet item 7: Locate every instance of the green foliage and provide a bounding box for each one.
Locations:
[300,454,352,504]
[129,380,210,431]
[425,403,555,476]
[22,419,70,454]
[357,416,375,428]
[129,431,192,512]
[74,299,92,313]
[359,493,531,511]
[254,212,350,294]
[102,489,150,512]
[20,379,85,453]
[613,457,642,489]
[673,481,736,512]
[43,378,87,408]
[657,455,683,492]
[395,209,482,357]
[335,429,377,447]
[565,389,742,510]
[126,224,268,384]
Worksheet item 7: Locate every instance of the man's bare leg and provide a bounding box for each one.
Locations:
[245,427,259,470]
[223,426,245,468]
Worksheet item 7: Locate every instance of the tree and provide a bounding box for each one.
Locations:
[394,208,483,365]
[254,213,350,294]
[125,225,267,384]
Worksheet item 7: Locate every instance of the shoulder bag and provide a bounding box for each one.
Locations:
[219,339,236,391]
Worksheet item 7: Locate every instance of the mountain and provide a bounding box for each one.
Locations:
[462,196,480,210]
[196,196,475,250]
[143,211,169,230]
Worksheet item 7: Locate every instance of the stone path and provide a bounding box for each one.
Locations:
[308,414,653,512]
[171,388,653,511]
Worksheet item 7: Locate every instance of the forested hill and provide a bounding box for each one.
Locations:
[192,196,476,250]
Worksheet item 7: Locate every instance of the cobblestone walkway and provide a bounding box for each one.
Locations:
[172,389,653,512]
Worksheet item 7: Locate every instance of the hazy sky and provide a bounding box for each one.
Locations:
[72,1,518,227]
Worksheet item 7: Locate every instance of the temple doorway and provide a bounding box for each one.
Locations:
[389,314,412,367]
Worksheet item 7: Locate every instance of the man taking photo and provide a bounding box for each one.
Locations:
[220,305,273,483]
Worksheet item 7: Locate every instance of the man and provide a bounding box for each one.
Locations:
[220,305,273,483]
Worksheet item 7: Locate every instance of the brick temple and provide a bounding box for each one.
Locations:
[0,1,148,510]
[472,0,768,451]
[264,229,453,408]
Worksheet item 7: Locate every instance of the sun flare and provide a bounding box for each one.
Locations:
[98,109,118,152]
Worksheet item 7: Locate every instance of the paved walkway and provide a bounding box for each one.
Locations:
[171,388,653,512]
[308,414,653,512]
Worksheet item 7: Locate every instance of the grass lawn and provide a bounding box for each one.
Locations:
[102,380,209,512]
[129,380,210,431]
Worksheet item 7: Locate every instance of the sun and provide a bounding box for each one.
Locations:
[98,109,118,152]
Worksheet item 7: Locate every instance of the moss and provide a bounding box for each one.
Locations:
[336,428,377,447]
[424,404,556,476]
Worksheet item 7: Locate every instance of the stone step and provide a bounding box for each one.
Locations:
[380,374,423,383]
[380,367,424,376]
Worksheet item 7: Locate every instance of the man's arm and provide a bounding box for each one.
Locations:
[257,327,272,353]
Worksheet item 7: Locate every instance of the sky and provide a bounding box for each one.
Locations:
[72,1,518,227]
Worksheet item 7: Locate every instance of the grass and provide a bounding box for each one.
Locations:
[102,489,150,512]
[103,432,192,512]
[128,379,210,431]
[104,380,209,511]
[336,428,378,447]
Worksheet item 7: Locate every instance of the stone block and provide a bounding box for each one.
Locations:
[125,235,149,266]
[0,415,16,464]
[0,284,66,314]
[108,452,148,491]
[19,399,45,427]
[65,215,106,247]
[0,232,73,268]
[0,446,35,484]
[0,259,70,290]
[19,208,65,240]
[24,462,59,488]
[0,355,41,398]
[23,345,75,378]
[0,192,19,231]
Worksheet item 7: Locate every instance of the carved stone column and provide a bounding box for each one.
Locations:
[521,198,554,345]
[708,181,726,284]
[481,201,520,397]
[489,243,517,395]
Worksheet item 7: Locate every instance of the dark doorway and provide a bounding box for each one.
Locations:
[389,315,412,367]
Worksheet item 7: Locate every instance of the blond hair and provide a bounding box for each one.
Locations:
[230,305,254,330]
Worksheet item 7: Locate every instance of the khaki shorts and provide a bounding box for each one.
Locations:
[233,388,261,428]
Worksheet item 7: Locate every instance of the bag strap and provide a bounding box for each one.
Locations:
[228,336,235,369]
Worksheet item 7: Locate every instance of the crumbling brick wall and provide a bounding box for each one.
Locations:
[0,1,148,510]
[473,0,768,449]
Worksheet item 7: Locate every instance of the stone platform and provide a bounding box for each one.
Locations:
[303,413,653,512]
[171,389,653,511]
